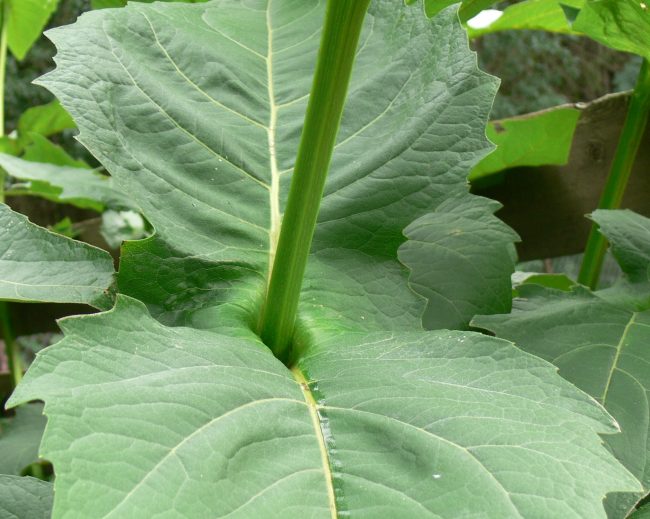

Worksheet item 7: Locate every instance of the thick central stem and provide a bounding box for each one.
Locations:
[259,0,371,362]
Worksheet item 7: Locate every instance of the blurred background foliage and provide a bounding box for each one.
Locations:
[473,0,639,118]
[5,0,93,163]
[8,0,638,131]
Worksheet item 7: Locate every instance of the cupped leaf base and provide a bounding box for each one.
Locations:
[9,297,640,518]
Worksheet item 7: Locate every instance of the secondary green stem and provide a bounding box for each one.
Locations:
[0,2,17,388]
[578,59,650,289]
[259,0,371,361]
[0,0,9,202]
[0,0,7,138]
[0,301,22,387]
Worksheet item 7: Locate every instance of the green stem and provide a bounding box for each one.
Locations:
[578,59,650,289]
[29,462,46,481]
[0,301,22,387]
[0,0,7,137]
[259,0,371,362]
[0,2,16,388]
[0,0,9,202]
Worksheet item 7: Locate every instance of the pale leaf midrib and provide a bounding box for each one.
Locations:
[266,0,281,280]
[291,366,338,518]
[602,312,638,405]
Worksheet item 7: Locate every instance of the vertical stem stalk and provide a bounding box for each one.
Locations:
[578,59,650,289]
[0,0,18,388]
[1,301,21,387]
[0,0,7,141]
[0,0,8,201]
[259,0,371,361]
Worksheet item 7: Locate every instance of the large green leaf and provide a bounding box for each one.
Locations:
[0,204,115,308]
[474,210,650,517]
[8,296,639,517]
[470,105,581,181]
[574,0,650,60]
[0,154,135,212]
[0,404,46,476]
[10,0,640,516]
[0,476,53,519]
[5,0,59,61]
[398,195,518,329]
[43,0,511,333]
[475,286,650,518]
[467,0,584,38]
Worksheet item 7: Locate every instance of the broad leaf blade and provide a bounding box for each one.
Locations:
[0,404,46,476]
[0,476,53,519]
[0,204,115,308]
[9,297,333,517]
[299,331,639,518]
[41,0,509,333]
[398,195,518,329]
[592,210,650,283]
[6,0,59,61]
[474,283,650,517]
[9,297,639,517]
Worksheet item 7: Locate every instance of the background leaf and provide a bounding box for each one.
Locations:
[0,154,135,212]
[6,0,60,61]
[573,0,650,60]
[0,476,53,519]
[474,210,650,517]
[17,100,75,139]
[21,134,89,168]
[0,404,46,476]
[467,0,584,38]
[0,204,115,308]
[470,106,581,181]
